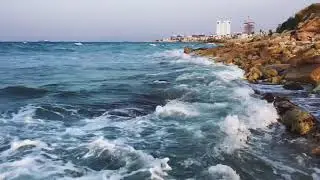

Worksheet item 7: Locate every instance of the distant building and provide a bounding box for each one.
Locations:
[216,20,231,36]
[243,17,255,35]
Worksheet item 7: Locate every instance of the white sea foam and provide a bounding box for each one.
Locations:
[11,105,38,123]
[156,49,213,65]
[312,168,320,180]
[176,72,205,81]
[155,100,199,118]
[84,137,171,180]
[218,115,249,154]
[0,155,80,180]
[214,66,244,82]
[10,139,47,151]
[216,86,278,154]
[208,164,240,180]
[153,80,169,84]
[0,139,48,157]
[150,43,157,47]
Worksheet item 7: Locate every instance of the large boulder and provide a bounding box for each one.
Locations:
[274,97,317,135]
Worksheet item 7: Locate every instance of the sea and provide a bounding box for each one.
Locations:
[0,42,319,180]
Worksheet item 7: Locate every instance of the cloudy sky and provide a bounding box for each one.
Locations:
[0,0,318,41]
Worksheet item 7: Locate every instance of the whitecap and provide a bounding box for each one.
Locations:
[149,43,157,47]
[214,66,244,82]
[216,86,278,154]
[10,139,47,151]
[74,42,83,46]
[83,137,171,180]
[208,164,240,180]
[155,100,199,118]
[154,49,213,66]
[153,80,169,84]
[217,115,249,154]
[11,105,38,123]
[1,139,48,157]
[176,72,205,81]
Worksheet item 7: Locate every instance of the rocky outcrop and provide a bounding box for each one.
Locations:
[296,16,320,41]
[274,97,317,135]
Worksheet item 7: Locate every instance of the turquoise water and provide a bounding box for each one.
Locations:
[0,42,319,180]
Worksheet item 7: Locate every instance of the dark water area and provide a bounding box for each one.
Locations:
[0,42,319,180]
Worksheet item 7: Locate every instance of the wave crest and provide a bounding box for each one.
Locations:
[155,100,199,118]
[208,164,240,180]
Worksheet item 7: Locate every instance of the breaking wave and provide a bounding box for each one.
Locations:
[208,164,240,180]
[155,100,199,118]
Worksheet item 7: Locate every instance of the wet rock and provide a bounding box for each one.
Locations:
[184,47,193,54]
[274,97,316,135]
[263,93,275,103]
[283,82,304,90]
[312,147,320,156]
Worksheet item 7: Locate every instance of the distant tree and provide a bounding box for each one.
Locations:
[268,29,273,36]
[276,16,300,33]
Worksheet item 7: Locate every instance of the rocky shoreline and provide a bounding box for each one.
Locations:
[184,3,320,155]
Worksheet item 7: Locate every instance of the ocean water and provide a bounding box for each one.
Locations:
[0,42,319,180]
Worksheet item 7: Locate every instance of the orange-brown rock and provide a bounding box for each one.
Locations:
[274,97,317,135]
[296,17,320,41]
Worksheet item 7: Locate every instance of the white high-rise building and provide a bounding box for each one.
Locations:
[216,20,231,36]
[216,20,222,36]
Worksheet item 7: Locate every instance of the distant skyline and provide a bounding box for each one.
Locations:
[0,0,318,41]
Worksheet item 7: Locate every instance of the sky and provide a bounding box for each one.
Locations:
[0,0,318,41]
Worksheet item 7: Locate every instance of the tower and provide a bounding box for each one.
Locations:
[217,20,231,36]
[216,20,222,35]
[243,17,255,34]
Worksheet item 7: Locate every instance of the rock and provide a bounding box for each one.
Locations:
[262,67,278,78]
[246,66,263,83]
[263,93,275,103]
[289,55,320,67]
[285,64,320,85]
[270,76,282,84]
[274,97,317,135]
[312,147,320,156]
[296,17,320,41]
[315,42,320,49]
[184,47,193,54]
[283,82,304,90]
[265,64,290,75]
